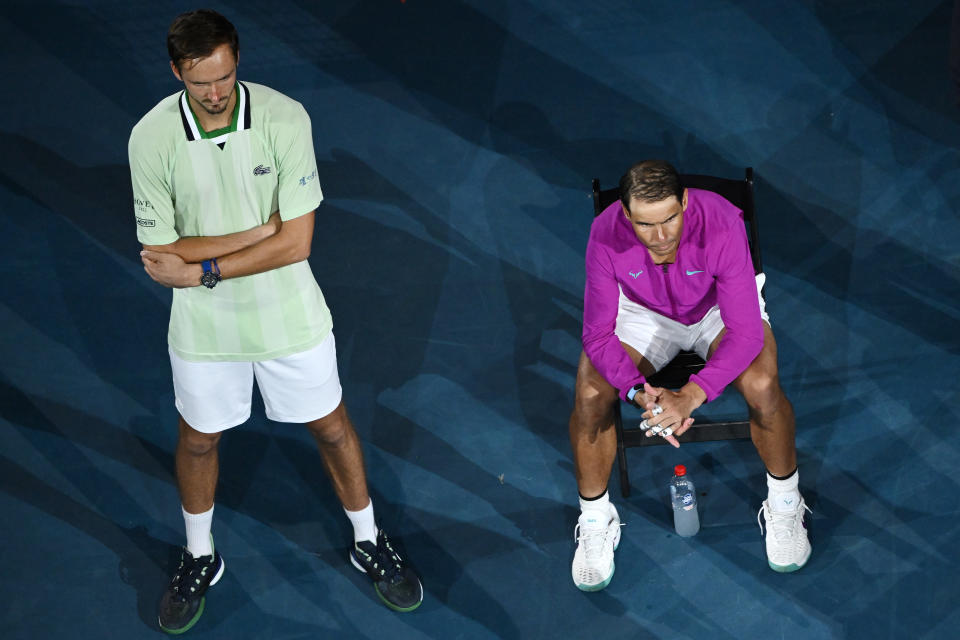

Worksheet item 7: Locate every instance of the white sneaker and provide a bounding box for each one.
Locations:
[571,504,621,591]
[758,496,812,572]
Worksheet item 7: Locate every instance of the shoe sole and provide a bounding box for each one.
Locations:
[573,522,621,592]
[768,546,811,573]
[350,550,423,612]
[159,557,226,635]
[575,561,615,592]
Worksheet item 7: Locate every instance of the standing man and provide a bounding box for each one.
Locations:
[129,10,423,633]
[568,160,811,591]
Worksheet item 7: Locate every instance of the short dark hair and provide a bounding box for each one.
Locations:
[167,9,239,70]
[619,160,683,209]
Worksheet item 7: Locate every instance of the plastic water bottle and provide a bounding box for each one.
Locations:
[670,464,700,537]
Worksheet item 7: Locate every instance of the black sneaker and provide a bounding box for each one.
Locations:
[350,529,423,612]
[158,545,225,634]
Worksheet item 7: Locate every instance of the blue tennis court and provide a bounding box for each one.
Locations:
[2,1,958,638]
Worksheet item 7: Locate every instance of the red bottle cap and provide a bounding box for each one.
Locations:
[674,465,687,476]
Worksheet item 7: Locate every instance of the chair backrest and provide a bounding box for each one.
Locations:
[591,168,762,275]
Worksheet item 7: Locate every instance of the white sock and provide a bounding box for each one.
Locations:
[579,490,611,516]
[344,499,377,544]
[767,469,801,513]
[183,505,214,557]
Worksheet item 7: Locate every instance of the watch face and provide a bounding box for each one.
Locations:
[201,271,221,288]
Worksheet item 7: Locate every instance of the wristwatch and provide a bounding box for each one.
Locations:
[200,258,221,289]
[626,383,644,407]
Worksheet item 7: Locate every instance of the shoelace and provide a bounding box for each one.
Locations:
[357,535,404,583]
[574,521,625,560]
[757,502,812,539]
[170,551,215,599]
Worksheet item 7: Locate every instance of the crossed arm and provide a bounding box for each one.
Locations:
[140,211,315,287]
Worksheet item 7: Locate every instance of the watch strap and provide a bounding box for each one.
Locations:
[200,258,222,289]
[627,383,644,406]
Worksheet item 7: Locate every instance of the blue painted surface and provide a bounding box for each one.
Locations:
[1,1,958,638]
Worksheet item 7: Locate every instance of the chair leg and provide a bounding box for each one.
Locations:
[613,402,630,498]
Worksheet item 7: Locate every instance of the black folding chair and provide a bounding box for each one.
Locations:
[590,168,763,497]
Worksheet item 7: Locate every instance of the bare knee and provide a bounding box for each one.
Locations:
[575,379,617,414]
[178,419,221,456]
[739,371,785,417]
[306,403,351,446]
[571,360,618,435]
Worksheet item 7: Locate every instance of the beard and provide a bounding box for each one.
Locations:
[200,96,232,115]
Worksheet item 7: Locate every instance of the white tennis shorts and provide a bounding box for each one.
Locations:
[614,273,769,372]
[169,331,343,433]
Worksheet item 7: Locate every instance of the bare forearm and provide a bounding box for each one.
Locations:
[679,381,707,407]
[145,212,280,263]
[146,235,307,287]
[168,225,273,263]
[217,211,314,280]
[140,212,313,288]
[217,230,309,280]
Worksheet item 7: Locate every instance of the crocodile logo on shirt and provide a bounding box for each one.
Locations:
[628,270,643,278]
[253,164,272,176]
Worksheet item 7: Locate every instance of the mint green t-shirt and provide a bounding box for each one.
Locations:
[129,82,332,361]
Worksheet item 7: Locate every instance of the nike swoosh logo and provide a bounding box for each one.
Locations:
[629,270,643,278]
[685,270,704,275]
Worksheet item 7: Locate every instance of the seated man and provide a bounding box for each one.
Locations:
[568,160,810,591]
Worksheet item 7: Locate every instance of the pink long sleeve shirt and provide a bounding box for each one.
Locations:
[583,188,764,403]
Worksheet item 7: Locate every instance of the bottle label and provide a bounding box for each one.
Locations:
[681,493,695,509]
